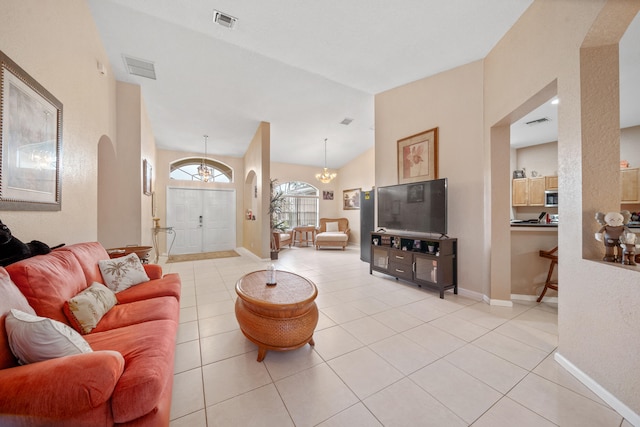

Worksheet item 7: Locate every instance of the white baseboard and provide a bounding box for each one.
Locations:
[456,287,484,301]
[483,294,513,307]
[554,352,639,426]
[511,293,558,303]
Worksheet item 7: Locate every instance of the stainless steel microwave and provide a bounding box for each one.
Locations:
[545,190,558,207]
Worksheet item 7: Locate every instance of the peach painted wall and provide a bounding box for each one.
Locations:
[103,82,144,248]
[97,82,155,250]
[338,147,375,244]
[485,0,640,417]
[620,125,640,167]
[140,95,156,248]
[271,146,375,244]
[0,0,115,245]
[375,60,485,298]
[516,142,558,178]
[243,123,271,258]
[271,162,341,220]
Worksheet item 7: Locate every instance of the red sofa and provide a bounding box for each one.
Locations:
[0,242,181,426]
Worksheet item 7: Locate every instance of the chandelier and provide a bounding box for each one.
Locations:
[315,138,337,184]
[197,134,211,182]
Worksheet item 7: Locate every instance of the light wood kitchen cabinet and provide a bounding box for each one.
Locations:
[620,168,639,203]
[528,177,546,206]
[512,176,556,207]
[512,178,528,206]
[545,176,558,190]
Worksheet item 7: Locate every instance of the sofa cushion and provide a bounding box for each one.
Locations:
[6,251,88,325]
[99,253,150,292]
[316,232,349,242]
[63,283,118,334]
[113,273,181,304]
[0,350,123,426]
[59,241,180,303]
[56,242,110,285]
[5,309,93,365]
[85,319,178,423]
[89,296,179,333]
[325,221,339,232]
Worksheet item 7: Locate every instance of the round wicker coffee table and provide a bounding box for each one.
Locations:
[235,270,318,362]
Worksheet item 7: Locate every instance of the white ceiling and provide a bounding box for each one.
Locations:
[87,1,639,167]
[511,12,640,149]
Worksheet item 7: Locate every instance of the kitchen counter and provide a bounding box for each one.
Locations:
[511,221,558,232]
[510,225,559,298]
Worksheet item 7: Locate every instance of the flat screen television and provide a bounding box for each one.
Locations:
[377,178,447,235]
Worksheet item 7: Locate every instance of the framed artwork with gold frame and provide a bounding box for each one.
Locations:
[343,188,361,210]
[397,127,438,184]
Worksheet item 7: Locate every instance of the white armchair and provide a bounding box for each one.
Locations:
[315,218,350,250]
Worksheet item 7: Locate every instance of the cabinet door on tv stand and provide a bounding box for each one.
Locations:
[414,254,454,286]
[371,246,389,272]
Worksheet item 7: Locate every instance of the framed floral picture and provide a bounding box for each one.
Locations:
[397,127,438,184]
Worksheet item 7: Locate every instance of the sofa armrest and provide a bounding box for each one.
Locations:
[143,264,163,280]
[344,228,351,237]
[0,350,124,417]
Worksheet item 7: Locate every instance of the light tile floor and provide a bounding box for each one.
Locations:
[165,245,631,427]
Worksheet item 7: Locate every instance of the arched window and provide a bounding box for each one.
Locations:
[275,181,319,229]
[170,158,233,183]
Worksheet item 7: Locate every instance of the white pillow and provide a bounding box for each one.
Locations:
[325,221,339,232]
[98,252,150,292]
[64,282,118,334]
[5,309,93,365]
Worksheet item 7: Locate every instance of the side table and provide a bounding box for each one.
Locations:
[151,227,176,263]
[293,225,317,247]
[235,270,318,362]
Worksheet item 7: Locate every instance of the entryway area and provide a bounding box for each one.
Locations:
[166,187,236,255]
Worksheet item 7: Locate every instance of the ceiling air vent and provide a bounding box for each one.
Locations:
[213,10,238,29]
[525,117,551,126]
[122,55,156,80]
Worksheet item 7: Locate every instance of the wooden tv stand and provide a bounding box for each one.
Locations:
[369,231,457,299]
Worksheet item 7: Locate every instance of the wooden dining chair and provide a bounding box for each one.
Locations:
[537,246,558,302]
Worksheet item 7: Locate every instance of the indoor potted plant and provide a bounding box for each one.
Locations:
[269,179,286,260]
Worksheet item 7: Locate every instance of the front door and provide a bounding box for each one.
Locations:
[167,187,236,254]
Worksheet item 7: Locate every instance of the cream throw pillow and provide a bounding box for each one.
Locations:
[5,309,93,365]
[325,221,339,232]
[98,252,150,292]
[64,282,118,334]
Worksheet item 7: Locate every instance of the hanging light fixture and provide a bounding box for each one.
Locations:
[315,138,337,184]
[197,134,212,182]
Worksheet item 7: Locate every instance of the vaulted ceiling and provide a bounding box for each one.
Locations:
[88,1,639,167]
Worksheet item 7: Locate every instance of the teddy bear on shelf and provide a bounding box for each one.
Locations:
[595,211,632,262]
